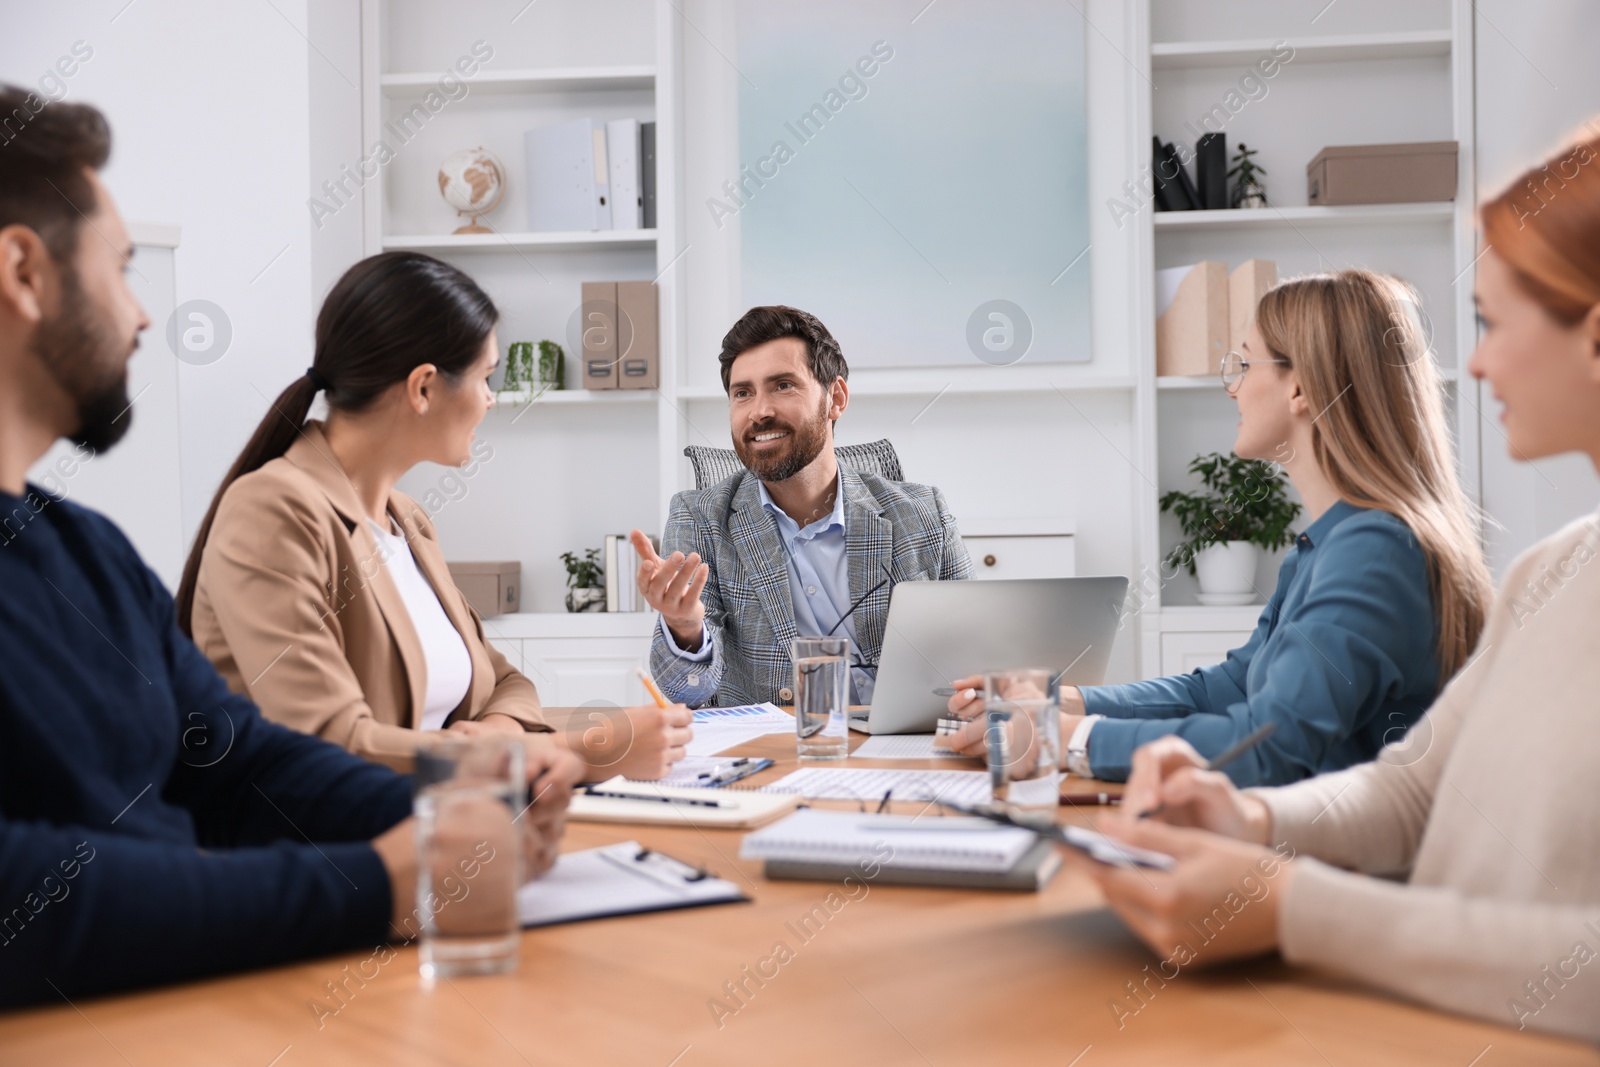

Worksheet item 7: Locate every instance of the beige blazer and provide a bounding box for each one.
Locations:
[190,421,547,771]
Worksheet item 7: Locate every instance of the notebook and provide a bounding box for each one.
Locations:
[753,767,993,806]
[741,810,1035,873]
[568,776,800,828]
[764,837,1062,892]
[517,841,747,927]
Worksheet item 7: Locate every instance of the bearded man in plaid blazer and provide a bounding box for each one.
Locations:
[629,306,973,709]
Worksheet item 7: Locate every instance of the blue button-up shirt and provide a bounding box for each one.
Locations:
[665,472,874,703]
[1082,501,1442,786]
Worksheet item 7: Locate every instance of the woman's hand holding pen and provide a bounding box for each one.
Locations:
[630,529,709,651]
[1118,736,1272,843]
[552,703,694,783]
[1079,814,1293,967]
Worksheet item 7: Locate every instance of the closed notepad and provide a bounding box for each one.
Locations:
[740,810,1036,874]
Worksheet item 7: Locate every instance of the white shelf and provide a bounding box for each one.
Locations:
[675,369,1137,401]
[384,230,657,253]
[1153,202,1454,233]
[381,65,655,95]
[1154,604,1264,628]
[493,387,657,407]
[1151,30,1451,69]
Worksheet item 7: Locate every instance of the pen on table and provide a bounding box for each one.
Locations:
[1137,722,1277,820]
[636,666,670,709]
[698,758,751,779]
[582,786,728,809]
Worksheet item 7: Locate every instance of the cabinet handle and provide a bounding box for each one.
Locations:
[983,554,997,567]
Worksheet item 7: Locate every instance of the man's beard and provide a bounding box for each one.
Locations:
[32,264,134,454]
[733,398,831,482]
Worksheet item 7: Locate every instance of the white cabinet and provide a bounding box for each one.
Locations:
[960,520,1076,581]
[1151,606,1260,676]
[482,613,656,708]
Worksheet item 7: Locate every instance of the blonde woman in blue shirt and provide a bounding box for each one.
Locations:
[947,269,1492,786]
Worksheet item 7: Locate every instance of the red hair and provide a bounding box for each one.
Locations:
[1480,125,1600,325]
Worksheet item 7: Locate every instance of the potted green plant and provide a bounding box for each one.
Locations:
[498,340,564,404]
[1160,452,1300,604]
[1228,143,1269,209]
[560,548,605,613]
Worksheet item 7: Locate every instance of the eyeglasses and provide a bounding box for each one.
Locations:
[1220,350,1290,393]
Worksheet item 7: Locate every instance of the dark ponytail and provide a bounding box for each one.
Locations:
[175,251,498,635]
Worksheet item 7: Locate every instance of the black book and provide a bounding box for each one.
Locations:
[1196,132,1227,210]
[641,121,657,229]
[1168,141,1203,210]
[1152,136,1180,211]
[1153,137,1196,211]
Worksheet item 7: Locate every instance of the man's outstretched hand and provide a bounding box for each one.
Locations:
[630,529,709,651]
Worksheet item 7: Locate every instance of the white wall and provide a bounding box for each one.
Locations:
[3,0,332,585]
[1473,0,1600,574]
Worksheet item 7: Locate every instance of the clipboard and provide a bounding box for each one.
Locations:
[517,841,749,927]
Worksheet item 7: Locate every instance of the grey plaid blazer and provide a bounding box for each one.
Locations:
[649,467,973,708]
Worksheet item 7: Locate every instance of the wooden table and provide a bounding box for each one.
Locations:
[2,713,1595,1067]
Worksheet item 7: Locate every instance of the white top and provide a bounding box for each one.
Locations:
[369,521,473,732]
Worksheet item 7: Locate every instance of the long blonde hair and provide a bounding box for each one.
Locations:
[1254,270,1491,681]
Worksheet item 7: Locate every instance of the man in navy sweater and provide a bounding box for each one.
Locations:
[0,87,583,1007]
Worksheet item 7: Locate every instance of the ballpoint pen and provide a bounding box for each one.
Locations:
[582,786,728,809]
[1137,722,1277,820]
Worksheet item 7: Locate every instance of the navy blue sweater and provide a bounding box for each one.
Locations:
[0,485,412,1007]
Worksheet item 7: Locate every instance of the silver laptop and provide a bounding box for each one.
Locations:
[850,576,1130,735]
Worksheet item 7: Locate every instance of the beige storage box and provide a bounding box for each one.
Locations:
[447,561,521,618]
[1306,141,1458,205]
[1156,261,1228,378]
[1228,259,1277,352]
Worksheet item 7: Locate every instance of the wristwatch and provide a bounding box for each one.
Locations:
[1064,715,1102,778]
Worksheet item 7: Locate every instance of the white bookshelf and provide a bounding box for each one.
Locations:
[1133,0,1480,674]
[359,0,682,624]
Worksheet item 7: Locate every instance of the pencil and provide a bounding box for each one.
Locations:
[636,666,670,709]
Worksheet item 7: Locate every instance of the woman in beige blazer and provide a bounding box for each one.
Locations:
[177,252,691,777]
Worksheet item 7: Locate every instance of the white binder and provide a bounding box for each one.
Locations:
[606,118,642,230]
[524,117,612,232]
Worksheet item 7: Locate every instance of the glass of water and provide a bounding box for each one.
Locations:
[984,668,1062,811]
[414,736,524,980]
[794,635,850,760]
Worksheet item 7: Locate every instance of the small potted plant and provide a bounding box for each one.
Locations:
[560,548,605,613]
[498,340,565,404]
[536,339,565,391]
[1160,452,1300,604]
[1229,143,1269,209]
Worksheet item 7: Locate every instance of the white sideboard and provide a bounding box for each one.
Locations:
[481,611,656,708]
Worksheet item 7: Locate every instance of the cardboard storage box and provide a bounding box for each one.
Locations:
[1306,141,1458,205]
[1156,261,1228,377]
[447,561,521,618]
[1228,259,1277,352]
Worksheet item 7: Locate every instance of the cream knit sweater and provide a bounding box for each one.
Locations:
[1257,509,1600,1043]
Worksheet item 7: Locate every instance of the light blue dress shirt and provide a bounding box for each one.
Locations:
[664,472,874,703]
